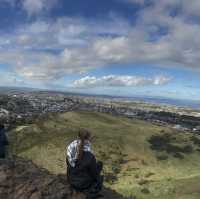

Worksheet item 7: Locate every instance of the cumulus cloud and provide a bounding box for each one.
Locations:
[0,17,131,81]
[0,72,25,87]
[1,0,200,84]
[22,0,44,16]
[181,0,200,17]
[71,75,171,88]
[121,0,146,5]
[22,0,59,16]
[2,0,58,16]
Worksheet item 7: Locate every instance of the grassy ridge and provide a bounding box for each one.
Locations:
[9,111,200,199]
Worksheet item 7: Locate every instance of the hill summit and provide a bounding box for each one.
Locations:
[0,157,132,199]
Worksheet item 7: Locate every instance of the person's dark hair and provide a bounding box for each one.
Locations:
[77,128,91,161]
[0,124,5,130]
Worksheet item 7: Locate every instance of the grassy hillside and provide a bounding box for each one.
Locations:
[9,111,200,199]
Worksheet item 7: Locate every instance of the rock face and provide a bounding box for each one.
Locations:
[0,157,131,199]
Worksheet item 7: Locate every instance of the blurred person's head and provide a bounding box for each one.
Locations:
[78,128,91,142]
[77,128,91,161]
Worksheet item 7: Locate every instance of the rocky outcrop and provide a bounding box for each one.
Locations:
[0,157,132,199]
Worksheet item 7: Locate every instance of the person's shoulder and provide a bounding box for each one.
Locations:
[71,139,78,144]
[84,151,95,161]
[68,139,78,148]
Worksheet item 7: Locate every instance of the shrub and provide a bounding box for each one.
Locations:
[182,145,193,153]
[173,153,184,159]
[141,188,150,194]
[148,134,171,151]
[156,155,168,161]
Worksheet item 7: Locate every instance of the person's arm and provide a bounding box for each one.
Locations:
[88,154,100,182]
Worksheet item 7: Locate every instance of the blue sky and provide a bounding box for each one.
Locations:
[0,0,200,100]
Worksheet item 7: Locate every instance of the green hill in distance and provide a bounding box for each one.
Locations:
[9,111,200,199]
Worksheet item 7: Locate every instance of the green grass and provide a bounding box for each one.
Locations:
[9,111,200,199]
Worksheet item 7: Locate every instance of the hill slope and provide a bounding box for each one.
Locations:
[9,111,200,199]
[0,157,130,199]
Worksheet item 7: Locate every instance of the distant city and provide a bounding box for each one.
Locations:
[0,87,200,134]
[1,86,199,109]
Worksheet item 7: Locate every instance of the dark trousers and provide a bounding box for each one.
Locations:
[0,147,6,159]
[84,161,104,199]
[68,161,104,199]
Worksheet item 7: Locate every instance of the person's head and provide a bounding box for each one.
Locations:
[77,128,91,161]
[78,128,91,142]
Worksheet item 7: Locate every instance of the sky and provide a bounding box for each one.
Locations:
[0,0,200,100]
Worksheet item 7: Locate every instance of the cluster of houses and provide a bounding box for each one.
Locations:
[0,91,200,133]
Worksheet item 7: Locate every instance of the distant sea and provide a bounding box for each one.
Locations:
[121,96,200,109]
[82,93,200,109]
[0,86,199,110]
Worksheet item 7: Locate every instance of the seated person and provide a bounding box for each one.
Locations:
[66,129,103,198]
[0,124,8,159]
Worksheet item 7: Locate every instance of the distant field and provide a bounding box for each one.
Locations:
[9,111,200,199]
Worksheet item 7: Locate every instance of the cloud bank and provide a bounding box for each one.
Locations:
[2,0,58,16]
[71,75,171,88]
[1,0,200,85]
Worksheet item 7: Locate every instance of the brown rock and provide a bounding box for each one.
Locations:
[0,157,131,199]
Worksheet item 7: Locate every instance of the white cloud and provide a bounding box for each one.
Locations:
[122,0,146,5]
[0,17,131,81]
[181,0,200,17]
[1,0,200,85]
[22,0,44,16]
[2,0,58,16]
[71,75,171,88]
[0,72,25,87]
